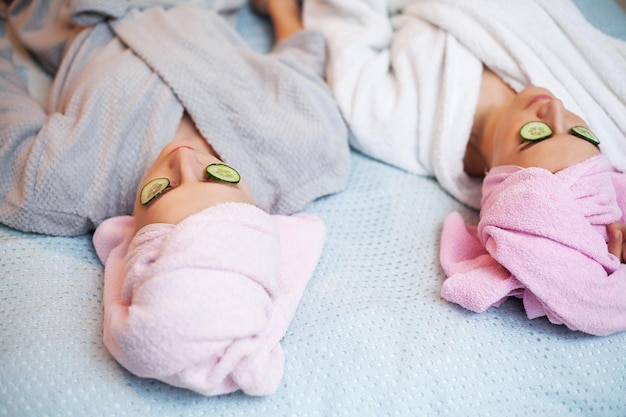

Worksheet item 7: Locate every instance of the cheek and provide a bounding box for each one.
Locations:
[133,199,155,232]
[491,115,517,158]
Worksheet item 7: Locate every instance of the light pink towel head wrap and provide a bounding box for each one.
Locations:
[93,202,326,396]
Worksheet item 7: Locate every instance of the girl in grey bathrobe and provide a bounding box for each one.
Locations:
[0,0,350,236]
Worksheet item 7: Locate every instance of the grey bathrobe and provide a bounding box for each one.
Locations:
[0,0,350,236]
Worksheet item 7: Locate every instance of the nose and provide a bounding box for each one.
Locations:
[536,98,567,134]
[168,147,205,184]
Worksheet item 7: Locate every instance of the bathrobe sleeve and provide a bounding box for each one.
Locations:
[0,8,78,233]
[304,0,449,176]
[5,0,79,73]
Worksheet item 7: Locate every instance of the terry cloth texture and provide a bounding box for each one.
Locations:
[93,202,326,396]
[303,0,626,209]
[439,155,626,336]
[0,0,350,236]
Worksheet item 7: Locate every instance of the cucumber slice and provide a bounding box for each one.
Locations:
[140,177,170,205]
[570,125,600,146]
[206,163,241,184]
[520,121,553,142]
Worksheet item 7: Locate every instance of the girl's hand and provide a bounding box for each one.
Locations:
[250,0,271,15]
[250,0,303,41]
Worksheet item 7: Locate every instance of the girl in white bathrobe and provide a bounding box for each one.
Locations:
[302,0,626,208]
[296,0,626,330]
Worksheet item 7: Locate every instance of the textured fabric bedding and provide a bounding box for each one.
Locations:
[2,1,626,416]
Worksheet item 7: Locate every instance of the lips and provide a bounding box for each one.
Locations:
[526,94,552,109]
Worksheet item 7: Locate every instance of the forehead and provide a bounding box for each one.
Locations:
[133,180,255,230]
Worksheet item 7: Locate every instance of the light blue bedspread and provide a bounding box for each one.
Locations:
[2,1,626,416]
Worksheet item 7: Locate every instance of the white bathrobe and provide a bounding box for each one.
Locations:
[304,0,626,208]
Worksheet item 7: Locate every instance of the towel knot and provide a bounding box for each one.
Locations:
[480,154,621,245]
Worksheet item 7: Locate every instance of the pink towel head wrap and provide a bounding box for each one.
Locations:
[93,202,326,396]
[480,154,621,241]
[440,154,626,336]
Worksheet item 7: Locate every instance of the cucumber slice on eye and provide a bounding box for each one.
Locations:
[140,178,170,205]
[206,163,241,184]
[570,125,600,146]
[520,121,553,141]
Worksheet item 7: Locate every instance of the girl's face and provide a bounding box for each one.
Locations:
[133,141,256,232]
[484,86,600,173]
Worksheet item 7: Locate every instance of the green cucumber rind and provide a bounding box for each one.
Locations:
[140,177,170,205]
[570,125,600,146]
[206,163,241,184]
